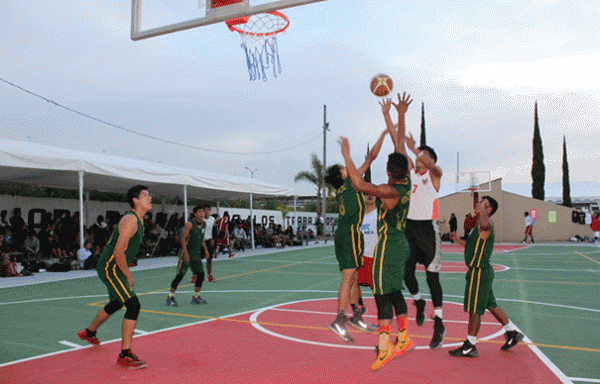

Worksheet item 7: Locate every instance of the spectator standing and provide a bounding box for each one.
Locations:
[590,214,600,244]
[523,211,535,244]
[9,208,27,252]
[449,213,458,234]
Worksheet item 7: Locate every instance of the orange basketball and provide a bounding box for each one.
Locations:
[370,74,393,97]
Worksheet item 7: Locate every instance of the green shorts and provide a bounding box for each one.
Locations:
[97,261,136,304]
[334,226,364,271]
[372,234,409,295]
[176,256,204,277]
[464,267,498,315]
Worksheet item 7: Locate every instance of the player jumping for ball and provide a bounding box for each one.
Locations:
[166,205,210,307]
[449,196,525,357]
[77,185,152,369]
[324,129,388,343]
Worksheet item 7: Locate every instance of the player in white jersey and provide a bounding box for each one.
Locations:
[402,133,445,349]
[357,194,378,329]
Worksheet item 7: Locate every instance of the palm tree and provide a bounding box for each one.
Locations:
[294,153,324,215]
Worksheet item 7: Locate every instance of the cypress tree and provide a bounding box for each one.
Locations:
[420,102,426,146]
[562,135,572,207]
[531,101,545,200]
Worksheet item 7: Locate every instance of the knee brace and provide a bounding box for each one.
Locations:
[375,294,394,320]
[195,273,205,289]
[171,274,184,290]
[123,296,141,320]
[390,290,408,316]
[104,300,124,315]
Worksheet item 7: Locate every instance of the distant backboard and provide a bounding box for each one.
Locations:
[456,171,492,193]
[131,0,325,41]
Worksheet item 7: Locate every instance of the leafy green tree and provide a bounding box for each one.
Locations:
[531,101,545,200]
[562,135,572,207]
[294,153,324,215]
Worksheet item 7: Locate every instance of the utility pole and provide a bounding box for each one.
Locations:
[322,105,329,224]
[245,167,258,250]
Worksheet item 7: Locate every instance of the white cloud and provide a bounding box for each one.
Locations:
[449,52,600,93]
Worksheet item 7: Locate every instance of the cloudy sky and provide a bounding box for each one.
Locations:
[1,0,599,198]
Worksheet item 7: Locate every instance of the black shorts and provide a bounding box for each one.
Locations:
[405,219,441,273]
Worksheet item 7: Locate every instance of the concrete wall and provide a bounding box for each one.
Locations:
[438,178,594,243]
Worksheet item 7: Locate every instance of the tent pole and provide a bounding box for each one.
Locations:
[183,185,188,223]
[78,170,84,250]
[294,195,298,232]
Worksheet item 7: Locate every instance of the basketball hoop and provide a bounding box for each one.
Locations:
[226,11,289,82]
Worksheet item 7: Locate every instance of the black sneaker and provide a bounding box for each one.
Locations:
[501,330,524,350]
[429,316,445,349]
[414,299,426,326]
[329,316,354,342]
[165,296,179,307]
[449,340,479,357]
[191,296,208,305]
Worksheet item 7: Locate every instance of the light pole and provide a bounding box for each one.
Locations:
[245,167,258,250]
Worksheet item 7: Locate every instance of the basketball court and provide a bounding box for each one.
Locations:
[1,244,599,383]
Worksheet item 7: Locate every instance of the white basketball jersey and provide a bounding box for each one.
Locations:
[359,209,378,258]
[407,169,439,220]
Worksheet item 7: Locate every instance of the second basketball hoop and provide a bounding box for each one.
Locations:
[226,11,289,82]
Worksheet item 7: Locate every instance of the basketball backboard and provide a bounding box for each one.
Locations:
[131,0,325,41]
[455,171,491,193]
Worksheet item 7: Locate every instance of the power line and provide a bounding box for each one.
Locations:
[0,77,320,155]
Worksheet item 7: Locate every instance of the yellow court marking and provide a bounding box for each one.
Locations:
[88,255,334,306]
[441,276,600,286]
[138,308,600,354]
[575,251,600,266]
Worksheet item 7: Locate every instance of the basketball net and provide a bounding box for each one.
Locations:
[226,12,289,82]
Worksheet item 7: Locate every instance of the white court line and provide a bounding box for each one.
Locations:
[58,341,83,349]
[570,378,600,383]
[133,329,149,335]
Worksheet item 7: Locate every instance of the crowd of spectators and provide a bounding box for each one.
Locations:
[1,207,330,278]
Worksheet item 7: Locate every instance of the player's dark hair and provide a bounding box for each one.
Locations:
[202,205,211,210]
[418,145,438,163]
[127,185,148,208]
[193,205,203,214]
[387,153,408,180]
[325,164,344,189]
[482,196,498,216]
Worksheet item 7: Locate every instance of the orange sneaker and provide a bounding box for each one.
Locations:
[77,329,100,345]
[394,336,415,357]
[117,352,147,370]
[371,345,396,370]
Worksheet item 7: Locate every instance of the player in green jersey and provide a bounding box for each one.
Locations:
[449,196,524,357]
[325,128,388,343]
[166,205,209,306]
[77,185,151,370]
[340,92,415,371]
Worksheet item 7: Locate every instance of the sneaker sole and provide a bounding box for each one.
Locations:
[117,362,147,370]
[429,330,446,349]
[348,320,372,333]
[501,334,524,350]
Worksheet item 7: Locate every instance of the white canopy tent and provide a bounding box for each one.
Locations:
[0,139,297,249]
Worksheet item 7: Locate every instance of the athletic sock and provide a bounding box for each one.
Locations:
[194,293,199,298]
[378,325,392,350]
[86,329,97,337]
[397,317,408,343]
[358,297,364,307]
[351,303,359,312]
[168,293,174,298]
[412,293,422,301]
[120,349,131,358]
[467,335,477,345]
[504,320,516,332]
[434,308,443,319]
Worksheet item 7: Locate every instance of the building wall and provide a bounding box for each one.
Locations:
[438,179,594,243]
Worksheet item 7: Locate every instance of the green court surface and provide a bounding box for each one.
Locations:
[1,243,599,383]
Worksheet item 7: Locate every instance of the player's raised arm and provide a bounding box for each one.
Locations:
[406,132,441,178]
[392,92,412,157]
[476,199,493,238]
[340,136,399,199]
[357,129,387,175]
[380,98,398,149]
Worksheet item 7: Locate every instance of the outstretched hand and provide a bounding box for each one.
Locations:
[379,97,393,114]
[393,92,413,115]
[406,132,416,151]
[339,136,350,158]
